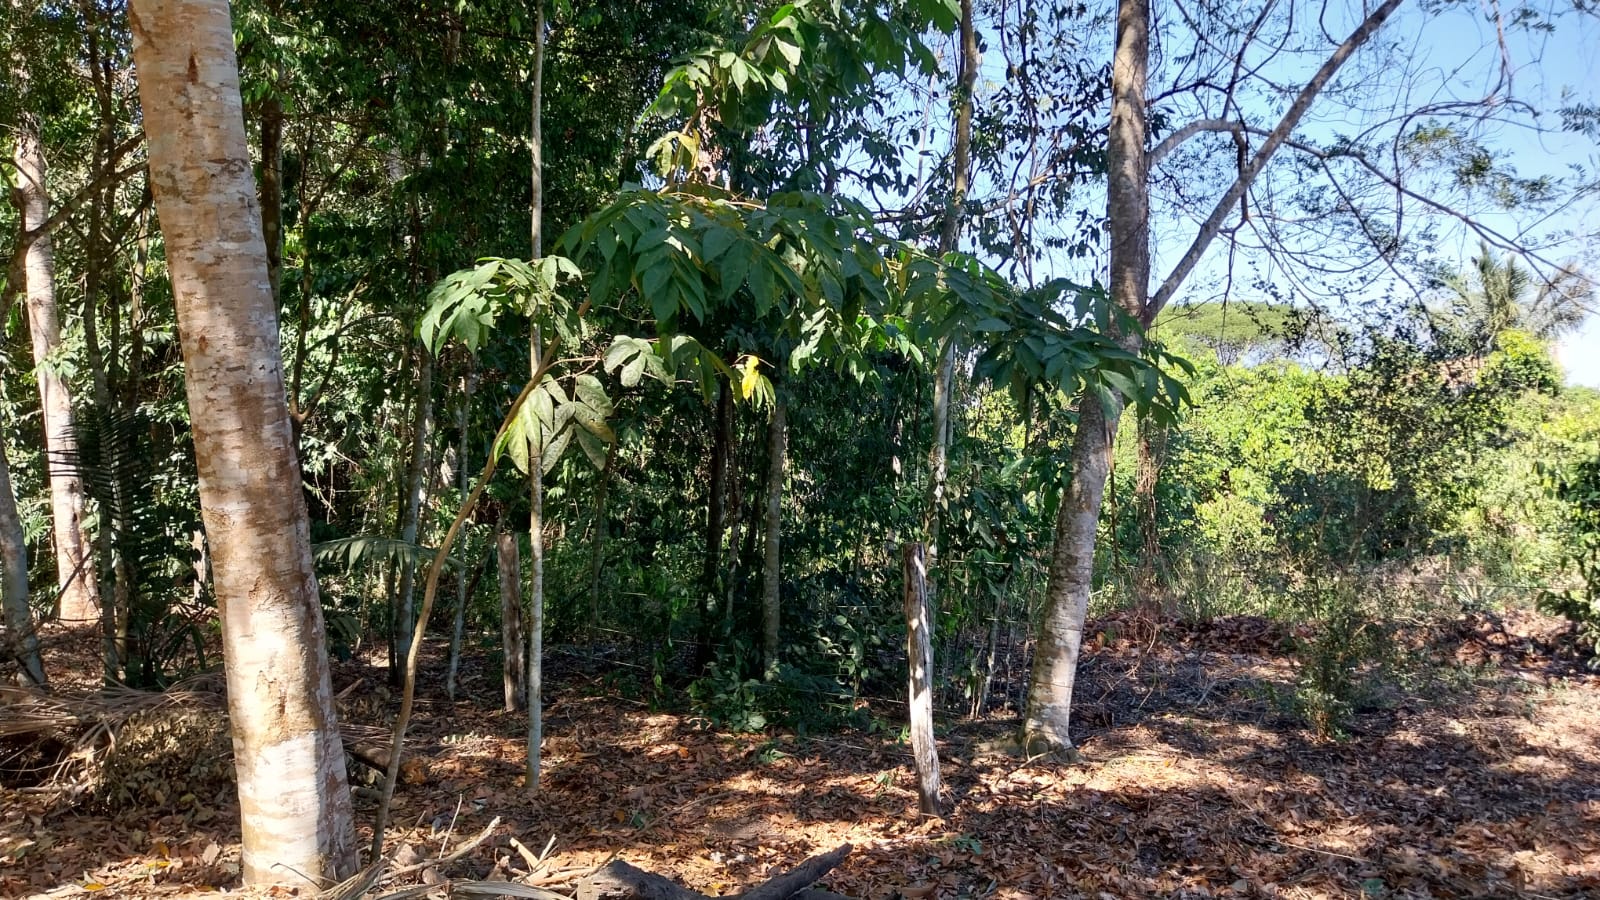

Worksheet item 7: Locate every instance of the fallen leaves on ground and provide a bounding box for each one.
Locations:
[2,613,1597,899]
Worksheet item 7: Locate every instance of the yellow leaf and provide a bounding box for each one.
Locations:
[738,355,762,400]
[83,882,107,892]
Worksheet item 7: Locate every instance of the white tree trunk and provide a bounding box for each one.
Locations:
[128,0,356,884]
[1021,0,1401,753]
[11,117,100,624]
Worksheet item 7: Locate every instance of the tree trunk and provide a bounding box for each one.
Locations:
[498,528,525,712]
[526,453,544,789]
[760,396,787,675]
[11,115,100,625]
[129,0,356,884]
[446,366,476,702]
[698,379,732,669]
[394,347,433,680]
[903,543,940,816]
[1133,414,1168,607]
[0,439,45,687]
[259,95,284,305]
[526,1,548,794]
[1021,0,1149,754]
[588,439,617,635]
[920,0,978,567]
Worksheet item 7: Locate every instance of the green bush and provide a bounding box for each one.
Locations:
[1538,453,1600,667]
[1288,578,1392,739]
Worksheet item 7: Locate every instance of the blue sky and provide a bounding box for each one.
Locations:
[907,1,1599,379]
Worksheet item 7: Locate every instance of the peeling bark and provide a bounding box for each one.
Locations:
[129,0,356,883]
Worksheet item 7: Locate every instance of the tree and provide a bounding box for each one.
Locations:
[0,438,44,686]
[1022,0,1405,754]
[10,105,100,625]
[127,0,356,884]
[1433,240,1594,355]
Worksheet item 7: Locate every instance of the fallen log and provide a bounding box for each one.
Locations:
[576,844,852,900]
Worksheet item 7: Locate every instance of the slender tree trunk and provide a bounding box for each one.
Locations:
[1133,415,1168,607]
[446,366,476,702]
[11,116,100,625]
[0,438,45,686]
[394,347,433,680]
[129,1,356,883]
[498,528,525,712]
[526,0,548,793]
[259,95,284,305]
[760,396,787,675]
[903,542,940,815]
[921,0,979,563]
[588,439,617,634]
[698,379,732,668]
[1018,0,1402,754]
[1021,0,1148,754]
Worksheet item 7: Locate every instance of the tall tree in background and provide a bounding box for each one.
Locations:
[10,106,99,625]
[128,0,355,884]
[1022,0,1405,753]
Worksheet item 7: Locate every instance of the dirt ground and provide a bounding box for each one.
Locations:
[2,611,1597,899]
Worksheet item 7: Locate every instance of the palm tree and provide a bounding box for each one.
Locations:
[1434,241,1594,354]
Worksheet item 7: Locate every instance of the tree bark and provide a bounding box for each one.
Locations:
[259,95,284,305]
[0,438,45,687]
[588,438,617,634]
[129,0,356,884]
[921,0,978,565]
[498,528,525,712]
[903,543,940,816]
[11,115,100,625]
[394,347,433,681]
[699,378,733,666]
[527,0,547,794]
[760,396,787,675]
[446,366,476,702]
[1021,0,1148,754]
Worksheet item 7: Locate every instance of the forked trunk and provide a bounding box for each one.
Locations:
[11,116,100,625]
[129,0,356,883]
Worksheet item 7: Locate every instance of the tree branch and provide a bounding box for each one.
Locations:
[1148,0,1405,318]
[1147,117,1243,168]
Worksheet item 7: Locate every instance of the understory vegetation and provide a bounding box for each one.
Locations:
[3,0,1600,897]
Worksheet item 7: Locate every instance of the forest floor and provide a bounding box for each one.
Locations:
[3,610,1597,899]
